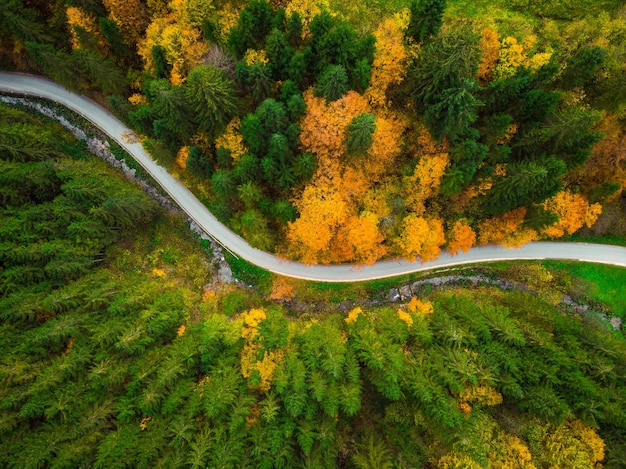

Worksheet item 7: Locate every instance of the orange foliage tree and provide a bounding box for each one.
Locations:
[569,114,626,196]
[363,111,406,182]
[478,207,537,248]
[332,211,386,264]
[293,91,408,263]
[541,191,602,238]
[446,219,476,255]
[368,18,409,107]
[300,90,370,164]
[286,182,349,263]
[397,215,445,261]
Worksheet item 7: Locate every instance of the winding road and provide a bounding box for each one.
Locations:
[1,72,625,282]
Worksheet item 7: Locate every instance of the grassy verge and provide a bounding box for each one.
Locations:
[225,252,273,290]
[558,232,626,247]
[542,260,626,317]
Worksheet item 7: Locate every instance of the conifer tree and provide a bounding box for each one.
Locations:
[407,0,447,43]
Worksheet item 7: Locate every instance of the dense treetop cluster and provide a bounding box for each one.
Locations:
[2,0,626,263]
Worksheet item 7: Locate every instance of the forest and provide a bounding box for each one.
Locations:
[0,103,624,468]
[1,0,625,264]
[1,0,626,467]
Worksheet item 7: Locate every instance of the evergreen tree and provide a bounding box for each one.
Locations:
[186,146,213,179]
[146,79,196,142]
[407,0,447,43]
[560,46,607,89]
[99,17,136,67]
[227,0,275,58]
[266,28,294,81]
[72,49,126,95]
[151,45,171,79]
[316,65,349,101]
[346,113,376,155]
[286,12,303,48]
[185,65,239,139]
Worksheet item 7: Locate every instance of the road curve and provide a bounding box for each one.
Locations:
[1,72,625,282]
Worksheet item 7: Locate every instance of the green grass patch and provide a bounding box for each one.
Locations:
[559,232,626,247]
[225,253,272,291]
[543,261,626,317]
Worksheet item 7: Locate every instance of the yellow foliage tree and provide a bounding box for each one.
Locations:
[368,18,409,107]
[215,117,248,161]
[494,35,552,78]
[397,309,413,327]
[345,306,363,324]
[240,308,284,392]
[285,0,330,39]
[139,11,207,84]
[477,27,500,82]
[436,454,483,469]
[176,0,215,28]
[102,0,148,42]
[494,36,526,78]
[404,152,449,215]
[459,385,503,407]
[446,219,476,255]
[66,7,106,52]
[488,433,537,469]
[243,48,269,66]
[364,112,406,182]
[362,188,393,220]
[535,419,605,468]
[407,297,433,318]
[398,215,445,261]
[541,191,602,238]
[175,146,189,169]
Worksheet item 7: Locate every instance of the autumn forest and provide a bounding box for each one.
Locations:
[1,0,626,467]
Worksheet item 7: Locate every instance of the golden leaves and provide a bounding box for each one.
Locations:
[446,219,476,255]
[396,309,413,327]
[407,297,433,317]
[478,207,527,246]
[398,215,445,261]
[368,18,409,107]
[138,8,207,83]
[215,117,247,161]
[541,191,602,238]
[404,153,449,215]
[66,7,106,51]
[240,308,284,392]
[477,27,500,82]
[287,182,349,262]
[345,306,363,324]
[175,146,189,169]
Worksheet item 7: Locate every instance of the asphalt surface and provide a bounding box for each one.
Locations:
[2,72,625,282]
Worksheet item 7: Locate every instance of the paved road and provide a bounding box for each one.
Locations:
[2,72,625,282]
